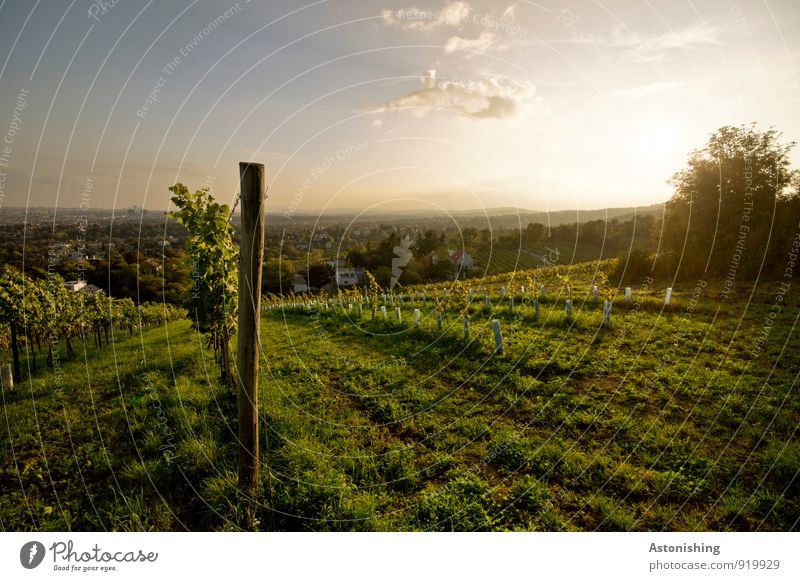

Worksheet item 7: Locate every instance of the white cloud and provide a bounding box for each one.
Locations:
[368,71,535,120]
[444,31,496,54]
[382,1,472,31]
[561,22,718,63]
[421,68,437,89]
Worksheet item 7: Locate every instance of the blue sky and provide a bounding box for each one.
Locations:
[0,0,798,214]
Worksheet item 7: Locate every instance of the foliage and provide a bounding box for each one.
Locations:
[169,183,238,384]
[662,124,797,279]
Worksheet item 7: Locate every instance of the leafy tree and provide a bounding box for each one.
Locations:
[662,124,796,278]
[307,263,334,290]
[263,258,295,294]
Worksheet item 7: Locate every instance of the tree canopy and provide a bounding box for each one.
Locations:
[661,124,798,279]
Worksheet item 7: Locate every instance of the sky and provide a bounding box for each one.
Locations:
[0,0,798,215]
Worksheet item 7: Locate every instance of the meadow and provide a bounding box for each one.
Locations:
[1,263,798,531]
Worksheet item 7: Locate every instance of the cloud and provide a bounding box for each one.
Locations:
[444,31,496,54]
[559,22,718,63]
[382,1,472,31]
[420,68,437,88]
[368,70,535,120]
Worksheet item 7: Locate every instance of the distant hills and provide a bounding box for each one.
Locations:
[268,204,665,229]
[7,204,665,230]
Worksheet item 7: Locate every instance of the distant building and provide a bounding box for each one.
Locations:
[78,283,104,295]
[325,259,347,270]
[325,260,364,286]
[449,249,475,270]
[292,273,309,293]
[335,267,364,286]
[65,280,104,295]
[64,280,86,292]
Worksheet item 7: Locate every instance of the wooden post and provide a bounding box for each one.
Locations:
[1,363,13,390]
[237,162,265,490]
[10,320,21,383]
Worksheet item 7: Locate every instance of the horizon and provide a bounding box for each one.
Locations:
[7,201,666,216]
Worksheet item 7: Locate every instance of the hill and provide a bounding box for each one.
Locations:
[1,263,797,531]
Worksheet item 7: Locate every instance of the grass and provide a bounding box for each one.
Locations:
[1,272,798,531]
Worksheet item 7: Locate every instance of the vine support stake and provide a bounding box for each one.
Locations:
[237,162,265,491]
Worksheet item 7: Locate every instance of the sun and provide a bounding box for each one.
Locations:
[642,125,681,158]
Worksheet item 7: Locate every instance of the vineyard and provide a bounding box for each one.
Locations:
[2,258,797,531]
[473,244,606,275]
[0,267,184,383]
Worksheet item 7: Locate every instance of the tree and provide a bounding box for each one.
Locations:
[307,263,334,290]
[661,124,796,279]
[263,258,295,294]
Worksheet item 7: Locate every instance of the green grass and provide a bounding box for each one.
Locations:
[1,274,798,531]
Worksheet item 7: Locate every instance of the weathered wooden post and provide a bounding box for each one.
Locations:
[492,319,504,353]
[1,363,13,391]
[602,300,612,328]
[237,162,265,491]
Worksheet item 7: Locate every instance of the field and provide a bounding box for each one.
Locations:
[1,265,798,531]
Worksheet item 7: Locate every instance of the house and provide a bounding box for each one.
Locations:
[78,284,104,295]
[335,267,364,287]
[292,273,309,293]
[449,249,475,270]
[325,259,365,287]
[64,280,86,292]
